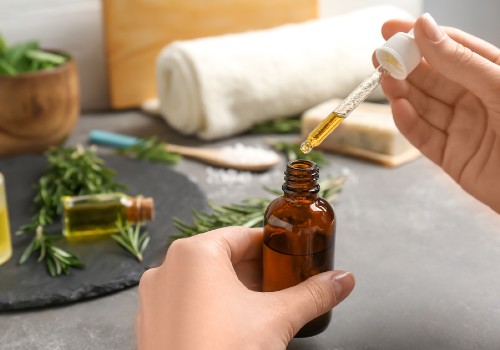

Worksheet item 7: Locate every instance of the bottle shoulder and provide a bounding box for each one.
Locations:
[264,195,335,219]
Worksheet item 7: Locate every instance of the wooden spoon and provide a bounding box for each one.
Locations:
[89,130,280,172]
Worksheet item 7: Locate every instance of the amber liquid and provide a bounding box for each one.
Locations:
[263,236,333,337]
[263,195,335,337]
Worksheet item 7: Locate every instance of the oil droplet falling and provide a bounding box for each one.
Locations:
[300,140,313,154]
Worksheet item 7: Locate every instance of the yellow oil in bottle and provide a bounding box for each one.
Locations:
[0,173,12,265]
[0,207,12,265]
[300,112,346,154]
[62,193,154,240]
[63,199,127,238]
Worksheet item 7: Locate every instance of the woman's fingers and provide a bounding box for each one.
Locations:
[382,18,500,63]
[197,226,264,265]
[381,76,453,132]
[272,270,355,337]
[390,97,447,165]
[413,14,500,103]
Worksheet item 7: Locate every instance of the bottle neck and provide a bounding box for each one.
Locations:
[282,160,319,201]
[126,196,155,222]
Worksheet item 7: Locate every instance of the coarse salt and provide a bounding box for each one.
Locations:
[219,143,279,166]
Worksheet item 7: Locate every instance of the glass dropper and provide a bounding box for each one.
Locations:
[300,30,422,154]
[300,65,389,154]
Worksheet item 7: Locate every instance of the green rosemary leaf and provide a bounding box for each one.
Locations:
[319,176,348,202]
[171,176,346,240]
[112,221,150,262]
[112,231,135,252]
[251,116,301,134]
[139,235,151,253]
[31,227,85,276]
[47,256,56,277]
[0,35,7,56]
[51,246,72,258]
[262,186,282,196]
[242,215,264,227]
[54,257,62,276]
[19,238,37,264]
[117,137,181,165]
[0,37,67,76]
[25,49,66,66]
[0,58,16,75]
[270,141,328,167]
[38,238,46,262]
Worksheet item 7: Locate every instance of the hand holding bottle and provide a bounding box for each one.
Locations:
[378,13,500,213]
[136,226,354,349]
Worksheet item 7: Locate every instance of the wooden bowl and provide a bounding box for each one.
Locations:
[0,56,80,156]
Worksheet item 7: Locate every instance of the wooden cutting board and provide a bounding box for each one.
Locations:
[102,0,318,109]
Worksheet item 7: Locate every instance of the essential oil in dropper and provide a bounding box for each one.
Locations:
[62,193,154,239]
[300,112,346,154]
[263,160,335,337]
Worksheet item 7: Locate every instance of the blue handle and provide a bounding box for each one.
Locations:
[89,130,140,149]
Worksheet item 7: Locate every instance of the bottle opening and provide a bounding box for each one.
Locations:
[288,159,316,171]
[283,160,320,196]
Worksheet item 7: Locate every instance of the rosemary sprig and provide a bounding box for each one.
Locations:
[270,140,328,167]
[251,116,301,134]
[117,137,181,164]
[111,218,150,262]
[20,145,126,232]
[172,176,347,239]
[19,145,126,276]
[19,226,85,276]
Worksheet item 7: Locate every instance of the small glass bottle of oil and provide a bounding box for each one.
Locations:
[0,172,13,265]
[62,193,154,239]
[263,160,335,337]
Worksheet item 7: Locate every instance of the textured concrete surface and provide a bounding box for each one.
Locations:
[1,111,500,349]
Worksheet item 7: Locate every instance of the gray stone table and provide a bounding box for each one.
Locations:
[1,110,500,349]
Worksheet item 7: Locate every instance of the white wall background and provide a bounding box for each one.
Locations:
[320,0,421,17]
[424,0,500,48]
[0,0,108,111]
[0,0,423,111]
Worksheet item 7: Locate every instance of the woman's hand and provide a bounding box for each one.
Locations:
[380,14,500,213]
[136,226,354,349]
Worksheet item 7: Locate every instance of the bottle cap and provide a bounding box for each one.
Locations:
[127,196,155,222]
[375,30,422,80]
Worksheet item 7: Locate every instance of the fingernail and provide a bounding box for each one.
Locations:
[422,13,444,42]
[331,271,354,303]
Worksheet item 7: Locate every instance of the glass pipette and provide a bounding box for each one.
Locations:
[300,65,389,154]
[300,30,422,154]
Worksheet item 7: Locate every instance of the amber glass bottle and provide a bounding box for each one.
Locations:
[62,193,154,239]
[263,160,335,337]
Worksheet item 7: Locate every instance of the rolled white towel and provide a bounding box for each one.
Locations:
[156,5,412,140]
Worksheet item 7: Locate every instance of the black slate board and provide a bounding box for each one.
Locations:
[0,155,207,311]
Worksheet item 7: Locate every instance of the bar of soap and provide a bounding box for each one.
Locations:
[301,99,421,167]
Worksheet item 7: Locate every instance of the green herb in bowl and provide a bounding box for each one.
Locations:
[0,35,68,76]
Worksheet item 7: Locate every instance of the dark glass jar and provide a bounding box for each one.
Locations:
[263,160,335,337]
